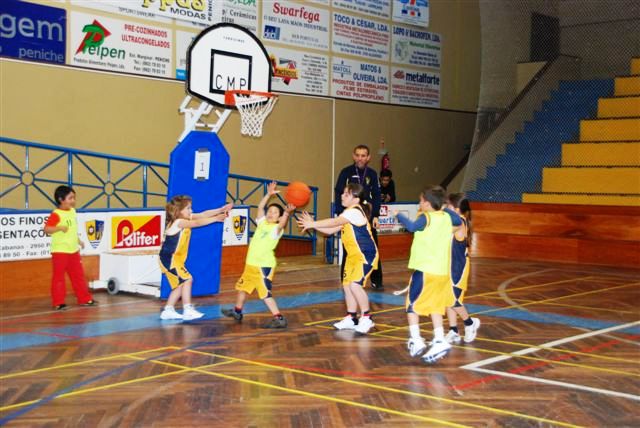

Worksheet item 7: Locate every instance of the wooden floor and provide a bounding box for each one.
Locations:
[1,257,639,427]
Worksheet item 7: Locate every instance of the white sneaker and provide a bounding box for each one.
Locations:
[333,316,356,330]
[183,305,204,321]
[445,330,462,344]
[160,306,183,320]
[422,339,452,364]
[355,317,374,334]
[464,318,481,343]
[407,337,427,357]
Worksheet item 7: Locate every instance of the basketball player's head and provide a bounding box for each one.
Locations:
[54,185,76,209]
[419,185,446,211]
[266,203,284,223]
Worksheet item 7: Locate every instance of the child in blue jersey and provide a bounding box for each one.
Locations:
[298,183,379,334]
[159,195,232,321]
[444,194,480,344]
[221,182,295,328]
[392,185,462,363]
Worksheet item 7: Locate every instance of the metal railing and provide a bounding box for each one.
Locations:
[0,137,317,254]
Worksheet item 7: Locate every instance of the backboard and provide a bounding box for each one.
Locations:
[187,23,272,109]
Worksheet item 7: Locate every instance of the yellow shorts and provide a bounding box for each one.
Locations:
[159,263,192,290]
[342,255,377,286]
[235,265,275,299]
[405,270,455,316]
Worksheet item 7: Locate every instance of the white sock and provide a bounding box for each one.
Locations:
[164,305,174,311]
[409,324,422,340]
[184,303,194,309]
[433,327,445,341]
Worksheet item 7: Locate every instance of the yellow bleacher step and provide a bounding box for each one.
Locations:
[522,193,640,206]
[598,96,640,118]
[541,167,640,193]
[615,76,640,96]
[631,58,640,75]
[562,142,640,166]
[580,118,640,141]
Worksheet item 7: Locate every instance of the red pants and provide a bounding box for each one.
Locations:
[51,252,93,306]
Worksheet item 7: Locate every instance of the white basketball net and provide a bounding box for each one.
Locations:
[233,93,278,138]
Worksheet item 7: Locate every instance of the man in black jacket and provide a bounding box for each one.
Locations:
[334,145,383,290]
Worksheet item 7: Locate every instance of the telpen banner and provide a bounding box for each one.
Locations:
[0,208,248,262]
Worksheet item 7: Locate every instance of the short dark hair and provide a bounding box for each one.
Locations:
[267,203,284,217]
[353,145,370,155]
[420,185,446,211]
[54,185,75,205]
[447,192,465,208]
[380,169,392,178]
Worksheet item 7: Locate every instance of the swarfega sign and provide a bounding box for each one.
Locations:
[111,215,161,249]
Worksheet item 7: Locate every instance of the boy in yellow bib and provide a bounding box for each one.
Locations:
[393,185,462,363]
[221,182,295,328]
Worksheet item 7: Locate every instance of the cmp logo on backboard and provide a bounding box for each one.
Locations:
[111,215,161,249]
[85,219,104,249]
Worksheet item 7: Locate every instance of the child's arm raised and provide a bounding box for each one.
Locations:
[257,181,278,219]
[177,213,227,229]
[393,211,427,233]
[297,211,349,233]
[277,203,296,232]
[191,202,234,219]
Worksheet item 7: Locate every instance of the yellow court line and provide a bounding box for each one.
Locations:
[185,349,582,428]
[481,295,637,315]
[0,360,235,412]
[126,354,466,428]
[377,281,640,335]
[371,331,640,377]
[305,276,595,328]
[0,347,175,380]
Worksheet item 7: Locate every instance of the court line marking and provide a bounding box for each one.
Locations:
[0,346,174,379]
[369,331,640,377]
[303,275,595,327]
[462,320,640,402]
[0,360,236,413]
[185,349,582,428]
[481,295,637,314]
[123,354,467,428]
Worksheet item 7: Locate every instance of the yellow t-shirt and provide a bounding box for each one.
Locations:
[50,208,79,254]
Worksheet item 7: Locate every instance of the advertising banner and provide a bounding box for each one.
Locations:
[0,207,248,261]
[215,0,259,34]
[390,66,440,107]
[269,46,329,96]
[392,25,441,68]
[70,11,173,78]
[69,1,171,24]
[70,0,212,26]
[0,0,66,65]
[392,0,429,28]
[175,30,197,80]
[378,203,419,233]
[332,0,391,19]
[262,1,330,51]
[332,12,390,61]
[331,56,389,103]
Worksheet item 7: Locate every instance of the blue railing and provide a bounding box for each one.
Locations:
[0,137,318,254]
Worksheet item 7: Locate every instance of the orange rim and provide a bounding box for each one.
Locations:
[224,90,277,106]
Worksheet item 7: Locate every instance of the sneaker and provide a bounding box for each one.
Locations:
[221,308,243,321]
[160,307,183,320]
[54,304,67,311]
[407,337,427,357]
[80,300,98,306]
[354,317,374,334]
[333,316,356,330]
[445,330,462,344]
[183,306,204,321]
[263,316,287,329]
[464,318,481,343]
[422,339,452,364]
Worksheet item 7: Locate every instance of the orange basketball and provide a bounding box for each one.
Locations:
[285,181,311,208]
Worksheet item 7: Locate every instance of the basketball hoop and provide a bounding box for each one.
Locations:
[225,90,278,138]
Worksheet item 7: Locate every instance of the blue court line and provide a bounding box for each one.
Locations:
[1,289,638,352]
